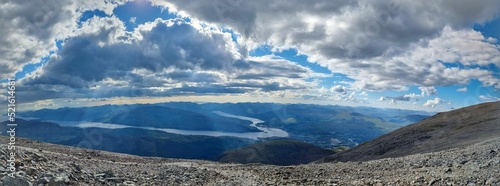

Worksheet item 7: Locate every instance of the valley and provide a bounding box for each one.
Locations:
[0,101,498,185]
[0,102,432,162]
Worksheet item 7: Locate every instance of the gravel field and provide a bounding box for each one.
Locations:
[1,136,499,185]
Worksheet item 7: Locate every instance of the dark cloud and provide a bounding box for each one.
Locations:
[234,59,309,80]
[0,0,70,79]
[19,18,316,101]
[331,85,347,94]
[165,71,222,83]
[0,0,128,79]
[160,0,353,38]
[159,0,500,91]
[25,18,237,88]
[160,0,500,59]
[170,85,248,94]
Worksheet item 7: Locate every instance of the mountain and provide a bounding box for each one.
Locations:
[0,119,254,160]
[18,102,427,149]
[246,104,403,147]
[105,105,258,132]
[320,101,500,162]
[217,140,334,165]
[2,133,498,185]
[324,105,434,125]
[20,104,259,133]
[20,105,122,122]
[199,102,408,147]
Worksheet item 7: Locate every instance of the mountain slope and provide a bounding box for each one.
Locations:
[0,119,255,160]
[321,101,500,162]
[217,140,334,165]
[1,135,499,185]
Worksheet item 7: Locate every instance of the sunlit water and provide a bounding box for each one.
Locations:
[31,111,289,140]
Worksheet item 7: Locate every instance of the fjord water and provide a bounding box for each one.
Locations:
[48,111,289,140]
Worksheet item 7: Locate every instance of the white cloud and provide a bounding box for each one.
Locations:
[331,85,347,94]
[419,26,500,66]
[349,27,500,91]
[423,98,445,107]
[403,93,420,99]
[457,87,468,92]
[419,86,438,96]
[0,0,131,79]
[155,0,500,91]
[479,95,500,101]
[378,87,438,104]
[19,18,319,102]
[129,17,137,24]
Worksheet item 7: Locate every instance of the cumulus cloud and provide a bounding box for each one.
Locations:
[331,85,347,94]
[423,98,445,107]
[24,18,239,87]
[350,27,500,91]
[158,0,500,57]
[419,87,438,96]
[19,18,317,102]
[403,93,420,99]
[0,0,130,79]
[379,86,438,104]
[156,0,500,91]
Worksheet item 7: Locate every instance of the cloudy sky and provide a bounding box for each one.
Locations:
[1,0,500,111]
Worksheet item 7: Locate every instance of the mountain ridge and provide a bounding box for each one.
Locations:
[319,101,500,162]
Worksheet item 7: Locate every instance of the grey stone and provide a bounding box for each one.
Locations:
[26,167,37,175]
[2,176,32,186]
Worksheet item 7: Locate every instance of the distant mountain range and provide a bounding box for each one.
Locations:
[20,104,258,133]
[0,119,254,160]
[1,101,498,185]
[4,102,433,161]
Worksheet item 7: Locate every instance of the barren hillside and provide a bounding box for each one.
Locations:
[0,136,498,185]
[321,101,500,162]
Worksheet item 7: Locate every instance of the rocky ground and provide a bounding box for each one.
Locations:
[1,136,499,185]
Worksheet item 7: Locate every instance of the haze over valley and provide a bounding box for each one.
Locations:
[3,102,431,161]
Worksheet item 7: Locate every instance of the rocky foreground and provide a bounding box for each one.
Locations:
[1,136,499,185]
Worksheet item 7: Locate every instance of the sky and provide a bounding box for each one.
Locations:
[1,0,499,112]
